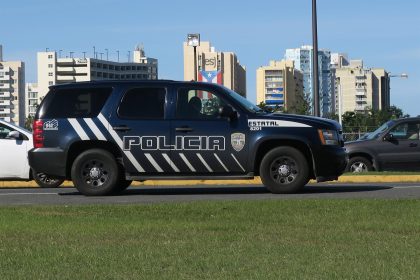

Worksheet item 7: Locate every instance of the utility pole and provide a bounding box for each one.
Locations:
[312,0,320,117]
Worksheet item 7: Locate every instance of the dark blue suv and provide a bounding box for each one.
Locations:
[29,81,347,195]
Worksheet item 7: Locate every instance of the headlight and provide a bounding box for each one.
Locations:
[318,129,339,145]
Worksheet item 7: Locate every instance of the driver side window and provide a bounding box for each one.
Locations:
[0,124,12,140]
[176,88,226,120]
[389,122,419,140]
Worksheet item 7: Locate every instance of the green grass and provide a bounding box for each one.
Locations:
[1,200,419,279]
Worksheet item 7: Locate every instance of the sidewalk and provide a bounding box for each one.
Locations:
[2,175,420,188]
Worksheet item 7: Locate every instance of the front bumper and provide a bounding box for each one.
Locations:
[28,148,67,178]
[312,145,348,181]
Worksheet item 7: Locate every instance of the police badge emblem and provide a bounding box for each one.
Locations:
[231,133,245,152]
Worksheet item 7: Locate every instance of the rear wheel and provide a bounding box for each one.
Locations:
[32,170,64,188]
[71,149,119,196]
[260,147,309,194]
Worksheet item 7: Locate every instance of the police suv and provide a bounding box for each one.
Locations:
[29,81,347,196]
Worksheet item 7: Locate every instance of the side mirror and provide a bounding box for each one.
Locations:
[383,133,394,141]
[6,131,22,140]
[219,105,238,121]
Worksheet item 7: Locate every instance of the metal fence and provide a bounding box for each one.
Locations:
[342,127,377,142]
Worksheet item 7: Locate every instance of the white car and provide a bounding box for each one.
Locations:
[0,119,64,188]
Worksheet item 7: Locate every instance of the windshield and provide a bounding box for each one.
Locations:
[365,120,394,140]
[225,88,264,113]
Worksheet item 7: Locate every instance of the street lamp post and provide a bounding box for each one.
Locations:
[187,34,200,81]
[312,0,320,117]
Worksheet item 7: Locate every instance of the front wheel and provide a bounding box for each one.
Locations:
[71,149,120,196]
[346,156,373,173]
[260,147,309,194]
[32,170,64,188]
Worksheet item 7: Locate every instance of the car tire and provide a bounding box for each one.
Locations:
[71,149,120,196]
[346,156,373,173]
[32,170,64,188]
[260,147,309,194]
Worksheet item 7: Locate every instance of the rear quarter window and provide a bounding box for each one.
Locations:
[41,87,112,118]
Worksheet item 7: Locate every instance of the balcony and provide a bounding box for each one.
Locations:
[56,67,75,74]
[355,105,367,111]
[0,108,11,114]
[0,117,11,122]
[0,100,11,106]
[0,92,10,98]
[56,76,76,82]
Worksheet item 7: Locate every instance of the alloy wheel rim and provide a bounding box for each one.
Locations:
[269,156,299,184]
[81,159,109,187]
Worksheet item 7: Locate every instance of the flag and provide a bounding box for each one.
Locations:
[198,70,222,84]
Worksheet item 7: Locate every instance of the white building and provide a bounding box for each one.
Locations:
[0,45,26,126]
[37,45,158,98]
[285,46,332,116]
[25,83,39,117]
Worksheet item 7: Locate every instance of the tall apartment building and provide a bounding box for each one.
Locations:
[330,53,349,114]
[256,60,303,111]
[37,45,158,99]
[335,60,390,114]
[0,45,25,126]
[285,46,332,116]
[25,83,39,117]
[183,41,246,97]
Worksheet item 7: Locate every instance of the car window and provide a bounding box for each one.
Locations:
[176,88,226,119]
[43,87,112,118]
[389,122,420,140]
[0,124,13,140]
[118,87,166,119]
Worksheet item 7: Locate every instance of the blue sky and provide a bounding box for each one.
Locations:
[1,0,419,116]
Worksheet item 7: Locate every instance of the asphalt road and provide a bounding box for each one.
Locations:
[0,183,419,205]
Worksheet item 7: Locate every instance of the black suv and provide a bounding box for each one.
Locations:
[345,117,420,172]
[29,80,347,195]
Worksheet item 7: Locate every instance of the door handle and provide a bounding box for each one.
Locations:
[175,127,193,132]
[409,143,418,147]
[113,126,131,132]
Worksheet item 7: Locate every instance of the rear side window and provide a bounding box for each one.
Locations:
[42,87,112,118]
[118,87,166,119]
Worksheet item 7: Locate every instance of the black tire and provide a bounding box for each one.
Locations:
[71,149,120,196]
[259,147,309,194]
[32,169,64,188]
[346,156,373,173]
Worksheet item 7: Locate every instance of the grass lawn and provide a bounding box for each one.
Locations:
[0,200,419,279]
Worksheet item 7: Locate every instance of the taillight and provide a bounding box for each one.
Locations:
[33,119,44,148]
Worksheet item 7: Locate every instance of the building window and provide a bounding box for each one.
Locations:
[48,55,53,59]
[48,64,53,68]
[49,81,53,85]
[48,73,53,77]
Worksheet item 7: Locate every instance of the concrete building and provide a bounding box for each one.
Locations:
[0,45,25,126]
[256,60,304,111]
[330,53,349,114]
[25,83,39,117]
[183,41,246,97]
[335,60,390,114]
[37,45,158,98]
[285,46,332,116]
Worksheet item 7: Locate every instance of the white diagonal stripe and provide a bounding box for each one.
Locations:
[68,118,89,140]
[145,153,163,173]
[231,153,245,172]
[162,153,180,172]
[84,118,106,140]
[197,153,213,172]
[179,153,196,172]
[214,153,229,172]
[97,113,145,173]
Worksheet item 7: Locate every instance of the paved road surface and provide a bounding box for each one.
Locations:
[0,183,419,205]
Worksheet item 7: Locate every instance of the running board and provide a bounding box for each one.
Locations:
[127,173,254,181]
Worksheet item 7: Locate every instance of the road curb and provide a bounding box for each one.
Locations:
[2,175,420,188]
